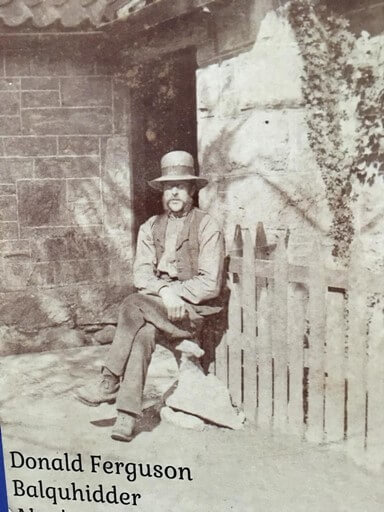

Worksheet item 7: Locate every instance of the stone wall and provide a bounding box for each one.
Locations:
[0,36,134,355]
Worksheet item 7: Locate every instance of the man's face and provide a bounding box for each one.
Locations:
[162,181,194,214]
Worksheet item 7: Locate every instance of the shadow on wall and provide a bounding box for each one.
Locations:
[0,136,136,356]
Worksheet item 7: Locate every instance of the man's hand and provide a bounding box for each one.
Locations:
[159,287,186,322]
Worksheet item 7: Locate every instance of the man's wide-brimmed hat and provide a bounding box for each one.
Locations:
[148,151,208,191]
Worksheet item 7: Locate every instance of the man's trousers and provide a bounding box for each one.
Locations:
[104,293,205,416]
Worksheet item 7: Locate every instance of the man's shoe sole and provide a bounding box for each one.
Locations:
[111,431,134,442]
[73,392,117,407]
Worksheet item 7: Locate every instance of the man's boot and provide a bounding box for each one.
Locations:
[111,412,136,442]
[74,368,119,407]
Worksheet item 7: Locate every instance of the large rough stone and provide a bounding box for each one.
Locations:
[166,341,244,430]
[166,371,244,430]
[93,325,116,345]
[160,406,206,431]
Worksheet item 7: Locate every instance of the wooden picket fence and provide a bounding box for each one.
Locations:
[215,222,384,467]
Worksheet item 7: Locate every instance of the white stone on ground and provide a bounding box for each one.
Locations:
[160,406,206,431]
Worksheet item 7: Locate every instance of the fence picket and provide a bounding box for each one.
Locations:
[324,289,346,443]
[287,283,307,436]
[227,225,243,408]
[366,301,384,469]
[256,278,273,427]
[218,222,381,468]
[271,236,289,431]
[346,238,368,462]
[215,333,228,386]
[241,228,257,422]
[306,240,326,443]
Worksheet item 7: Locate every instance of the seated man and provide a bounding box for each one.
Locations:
[76,150,224,442]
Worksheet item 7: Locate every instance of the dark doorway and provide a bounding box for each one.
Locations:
[129,47,198,236]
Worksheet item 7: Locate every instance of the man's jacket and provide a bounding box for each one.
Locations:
[133,207,224,312]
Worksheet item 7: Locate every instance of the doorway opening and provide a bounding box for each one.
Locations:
[129,47,198,236]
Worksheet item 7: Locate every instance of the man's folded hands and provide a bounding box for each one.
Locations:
[159,286,186,321]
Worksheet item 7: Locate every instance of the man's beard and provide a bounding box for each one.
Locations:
[162,194,193,215]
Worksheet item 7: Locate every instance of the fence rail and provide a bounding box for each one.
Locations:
[215,222,384,468]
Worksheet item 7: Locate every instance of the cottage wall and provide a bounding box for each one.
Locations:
[0,35,132,354]
[196,0,384,268]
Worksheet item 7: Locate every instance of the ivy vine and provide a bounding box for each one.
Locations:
[286,0,384,262]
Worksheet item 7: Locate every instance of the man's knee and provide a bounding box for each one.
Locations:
[118,293,143,317]
[133,323,157,354]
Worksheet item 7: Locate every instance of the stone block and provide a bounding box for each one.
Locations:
[0,159,34,182]
[0,78,20,91]
[35,157,99,179]
[4,137,57,157]
[0,239,30,255]
[21,225,103,240]
[74,283,132,326]
[54,259,94,285]
[55,260,109,285]
[31,237,68,262]
[0,221,18,239]
[0,117,22,135]
[0,256,33,291]
[17,180,67,227]
[0,291,72,334]
[66,235,109,260]
[58,136,99,156]
[21,77,59,90]
[22,108,113,136]
[66,201,102,226]
[67,178,101,203]
[0,184,16,195]
[93,325,116,344]
[0,196,17,222]
[61,77,112,107]
[22,91,60,108]
[5,51,31,76]
[0,92,19,115]
[64,55,96,76]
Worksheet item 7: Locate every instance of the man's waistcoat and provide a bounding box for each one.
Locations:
[152,207,206,281]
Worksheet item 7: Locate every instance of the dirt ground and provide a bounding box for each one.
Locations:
[1,345,384,512]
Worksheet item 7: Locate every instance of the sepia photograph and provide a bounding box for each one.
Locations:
[0,0,383,510]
